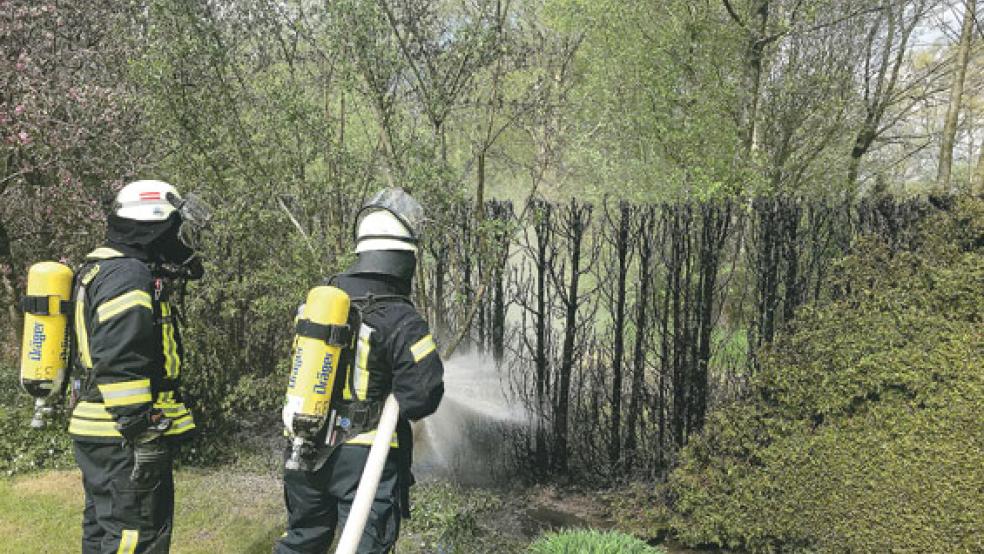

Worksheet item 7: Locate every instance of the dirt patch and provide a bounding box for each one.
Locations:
[524,485,615,532]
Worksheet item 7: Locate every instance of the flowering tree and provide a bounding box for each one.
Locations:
[0,1,149,349]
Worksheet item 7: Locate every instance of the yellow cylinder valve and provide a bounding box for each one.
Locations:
[19,261,74,428]
[284,285,351,469]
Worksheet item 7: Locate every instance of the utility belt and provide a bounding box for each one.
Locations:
[308,398,392,470]
[329,399,386,444]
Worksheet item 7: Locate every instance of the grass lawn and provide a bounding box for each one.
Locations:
[0,468,535,553]
[0,469,285,553]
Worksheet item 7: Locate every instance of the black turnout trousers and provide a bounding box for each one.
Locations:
[275,446,401,554]
[74,440,174,554]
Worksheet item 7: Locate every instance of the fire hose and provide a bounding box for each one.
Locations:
[335,394,400,554]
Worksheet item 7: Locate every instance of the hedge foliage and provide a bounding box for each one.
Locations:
[668,198,984,552]
[0,369,74,475]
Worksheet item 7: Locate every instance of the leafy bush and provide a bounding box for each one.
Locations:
[668,198,984,553]
[401,481,527,553]
[0,368,74,475]
[608,482,672,543]
[528,529,664,554]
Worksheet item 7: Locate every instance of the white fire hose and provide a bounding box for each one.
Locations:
[335,394,400,554]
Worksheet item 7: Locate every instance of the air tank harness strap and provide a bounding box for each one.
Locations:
[334,399,384,434]
[20,295,72,316]
[310,398,385,471]
[295,319,351,347]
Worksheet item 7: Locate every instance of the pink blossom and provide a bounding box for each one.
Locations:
[18,130,31,144]
[14,104,24,115]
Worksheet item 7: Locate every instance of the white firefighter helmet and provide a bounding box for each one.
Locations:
[114,180,181,222]
[354,188,425,254]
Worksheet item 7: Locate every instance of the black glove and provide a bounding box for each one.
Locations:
[131,440,169,483]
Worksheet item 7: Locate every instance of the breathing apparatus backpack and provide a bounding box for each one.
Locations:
[18,261,75,428]
[283,283,410,471]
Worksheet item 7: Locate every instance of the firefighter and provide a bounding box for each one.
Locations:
[276,188,445,554]
[68,179,210,553]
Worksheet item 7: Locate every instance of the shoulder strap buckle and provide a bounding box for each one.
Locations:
[20,295,72,316]
[295,319,351,347]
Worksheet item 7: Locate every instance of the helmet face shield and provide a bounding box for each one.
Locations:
[167,192,212,252]
[356,187,426,243]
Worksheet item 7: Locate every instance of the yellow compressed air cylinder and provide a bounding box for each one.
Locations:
[285,286,351,431]
[20,261,74,401]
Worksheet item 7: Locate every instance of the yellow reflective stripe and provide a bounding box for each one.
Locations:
[68,418,121,438]
[80,265,101,286]
[410,335,436,362]
[72,402,113,420]
[97,290,152,323]
[161,303,180,379]
[98,379,152,407]
[346,430,399,448]
[356,336,370,400]
[164,415,196,435]
[87,247,124,260]
[117,529,138,554]
[75,292,93,369]
[160,407,190,420]
[345,324,372,401]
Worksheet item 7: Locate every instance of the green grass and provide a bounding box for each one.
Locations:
[0,469,285,554]
[0,471,531,554]
[529,529,666,554]
[0,462,660,554]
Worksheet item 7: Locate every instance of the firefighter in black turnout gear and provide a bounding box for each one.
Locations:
[276,188,445,554]
[69,180,210,553]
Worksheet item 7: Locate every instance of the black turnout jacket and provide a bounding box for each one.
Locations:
[68,246,195,442]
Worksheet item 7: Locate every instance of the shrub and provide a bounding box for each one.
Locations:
[0,368,74,475]
[400,481,527,553]
[528,529,664,554]
[668,198,984,553]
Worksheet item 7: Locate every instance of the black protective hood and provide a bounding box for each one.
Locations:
[347,250,416,283]
[106,212,196,267]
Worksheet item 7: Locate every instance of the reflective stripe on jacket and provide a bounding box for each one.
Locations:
[329,273,445,448]
[69,246,196,441]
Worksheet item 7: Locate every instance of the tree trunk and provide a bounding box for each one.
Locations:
[534,203,550,473]
[554,201,587,473]
[975,144,984,195]
[730,0,771,154]
[670,208,687,448]
[609,202,630,468]
[625,208,653,472]
[937,0,976,190]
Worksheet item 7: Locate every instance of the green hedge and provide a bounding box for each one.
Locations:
[0,369,74,475]
[668,198,984,552]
